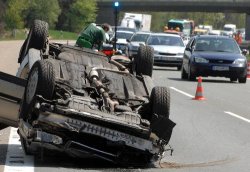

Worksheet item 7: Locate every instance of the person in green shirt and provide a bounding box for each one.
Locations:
[76,23,110,50]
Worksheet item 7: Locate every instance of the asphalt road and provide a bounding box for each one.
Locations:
[0,41,250,172]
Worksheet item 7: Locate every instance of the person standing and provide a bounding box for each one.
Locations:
[234,30,243,45]
[76,23,110,51]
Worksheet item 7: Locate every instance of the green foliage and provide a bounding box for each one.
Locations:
[67,0,97,32]
[24,0,61,29]
[49,30,77,40]
[4,0,27,29]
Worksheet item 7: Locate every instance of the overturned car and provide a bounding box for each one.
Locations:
[0,20,175,166]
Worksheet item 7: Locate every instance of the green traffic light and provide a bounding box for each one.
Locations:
[114,2,119,7]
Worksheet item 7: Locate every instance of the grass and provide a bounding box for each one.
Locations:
[0,29,78,40]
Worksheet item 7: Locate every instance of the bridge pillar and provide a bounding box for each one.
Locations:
[96,7,115,26]
[246,13,250,40]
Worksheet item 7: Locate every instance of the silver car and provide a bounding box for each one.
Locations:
[127,31,151,57]
[147,33,185,70]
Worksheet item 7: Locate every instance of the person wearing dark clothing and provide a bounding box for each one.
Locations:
[76,23,110,50]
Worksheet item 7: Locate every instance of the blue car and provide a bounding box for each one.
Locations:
[181,35,248,83]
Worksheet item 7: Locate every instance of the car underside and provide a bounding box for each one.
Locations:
[1,20,176,167]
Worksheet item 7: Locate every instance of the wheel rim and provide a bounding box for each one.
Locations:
[26,68,38,104]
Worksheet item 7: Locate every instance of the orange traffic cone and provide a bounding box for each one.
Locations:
[247,62,250,79]
[193,76,205,100]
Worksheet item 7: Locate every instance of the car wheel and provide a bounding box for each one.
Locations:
[18,20,48,63]
[149,87,176,144]
[181,65,188,79]
[238,75,247,83]
[150,87,170,119]
[20,60,55,120]
[230,77,237,82]
[135,45,154,77]
[188,64,196,81]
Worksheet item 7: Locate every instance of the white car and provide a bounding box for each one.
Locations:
[146,33,185,70]
[127,31,151,57]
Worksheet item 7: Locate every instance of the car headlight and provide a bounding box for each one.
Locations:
[194,57,209,63]
[233,59,246,65]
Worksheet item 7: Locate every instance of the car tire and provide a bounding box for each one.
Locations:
[181,65,188,79]
[20,60,55,120]
[238,75,247,83]
[18,20,48,63]
[230,77,237,82]
[188,64,196,81]
[135,45,154,77]
[149,87,175,143]
[150,86,170,119]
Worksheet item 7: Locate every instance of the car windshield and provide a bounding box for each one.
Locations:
[224,27,234,31]
[116,32,134,40]
[194,37,240,53]
[130,33,150,42]
[147,35,185,47]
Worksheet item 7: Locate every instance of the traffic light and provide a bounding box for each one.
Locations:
[113,1,120,50]
[114,1,119,7]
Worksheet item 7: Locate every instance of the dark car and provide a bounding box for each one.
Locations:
[181,35,248,83]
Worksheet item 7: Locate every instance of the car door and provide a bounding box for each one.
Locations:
[0,71,26,127]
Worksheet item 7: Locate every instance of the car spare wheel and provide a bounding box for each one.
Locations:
[18,20,49,63]
[149,86,175,143]
[135,45,154,77]
[20,60,55,120]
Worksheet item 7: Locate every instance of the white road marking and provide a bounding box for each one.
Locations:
[4,127,34,172]
[224,111,250,123]
[170,87,194,98]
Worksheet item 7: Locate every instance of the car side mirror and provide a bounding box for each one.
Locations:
[242,49,248,56]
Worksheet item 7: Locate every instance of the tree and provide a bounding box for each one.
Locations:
[24,0,61,29]
[4,0,27,30]
[0,1,6,33]
[67,0,97,32]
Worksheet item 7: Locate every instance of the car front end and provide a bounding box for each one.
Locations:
[190,53,247,80]
[152,45,184,68]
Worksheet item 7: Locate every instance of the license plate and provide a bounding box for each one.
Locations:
[212,66,229,71]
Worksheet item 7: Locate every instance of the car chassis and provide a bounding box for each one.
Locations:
[2,20,176,167]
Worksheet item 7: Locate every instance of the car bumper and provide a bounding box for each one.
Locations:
[18,101,167,165]
[190,63,247,78]
[154,55,183,67]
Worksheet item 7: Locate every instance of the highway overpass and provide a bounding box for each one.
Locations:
[96,0,250,40]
